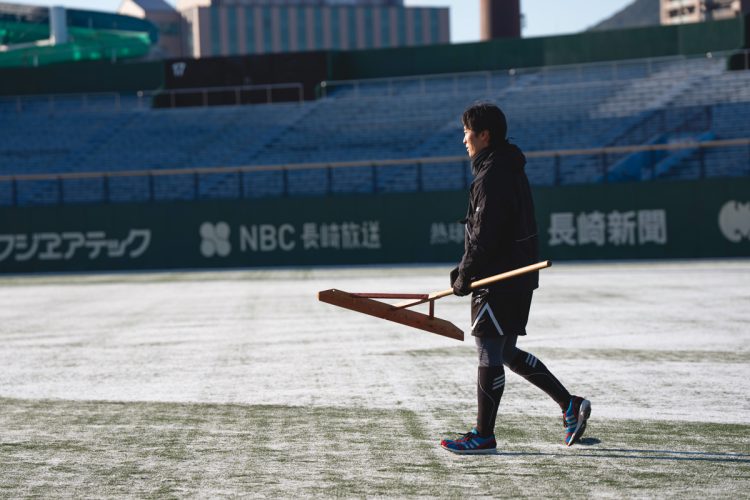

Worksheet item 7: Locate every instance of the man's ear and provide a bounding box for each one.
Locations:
[479,129,491,145]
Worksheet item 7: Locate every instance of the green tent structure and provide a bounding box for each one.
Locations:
[0,3,157,67]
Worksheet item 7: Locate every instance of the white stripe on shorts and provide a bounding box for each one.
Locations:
[471,302,503,335]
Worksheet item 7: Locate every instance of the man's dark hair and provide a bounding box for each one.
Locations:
[462,103,508,147]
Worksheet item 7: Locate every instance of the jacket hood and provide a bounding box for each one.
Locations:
[471,141,526,176]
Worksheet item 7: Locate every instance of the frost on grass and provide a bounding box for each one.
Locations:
[0,261,749,496]
[0,398,749,498]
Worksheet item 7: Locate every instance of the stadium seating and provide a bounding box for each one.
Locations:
[0,54,748,205]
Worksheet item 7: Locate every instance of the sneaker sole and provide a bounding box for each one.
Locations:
[441,444,497,455]
[566,398,591,447]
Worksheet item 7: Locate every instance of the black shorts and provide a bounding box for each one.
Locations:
[470,290,533,337]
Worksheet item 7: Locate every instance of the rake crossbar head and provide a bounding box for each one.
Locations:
[318,289,464,341]
[352,293,429,300]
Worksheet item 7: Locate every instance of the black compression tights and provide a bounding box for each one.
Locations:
[476,335,571,413]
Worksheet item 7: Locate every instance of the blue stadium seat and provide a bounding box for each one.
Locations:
[1,55,748,204]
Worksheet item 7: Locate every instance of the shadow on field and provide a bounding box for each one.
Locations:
[577,437,601,446]
[590,448,750,462]
[494,446,750,464]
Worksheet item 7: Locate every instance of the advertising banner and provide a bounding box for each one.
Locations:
[0,178,748,273]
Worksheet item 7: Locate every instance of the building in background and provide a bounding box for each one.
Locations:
[171,0,449,59]
[589,0,660,31]
[660,0,750,25]
[480,0,520,40]
[118,0,186,57]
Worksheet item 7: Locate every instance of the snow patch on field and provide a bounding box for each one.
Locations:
[0,260,748,424]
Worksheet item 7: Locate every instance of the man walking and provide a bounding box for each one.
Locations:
[440,103,590,454]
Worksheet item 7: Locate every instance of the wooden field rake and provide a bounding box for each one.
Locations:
[318,261,551,342]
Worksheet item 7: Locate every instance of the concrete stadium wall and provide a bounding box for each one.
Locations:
[0,178,748,274]
[328,16,748,80]
[0,60,163,96]
[0,15,746,96]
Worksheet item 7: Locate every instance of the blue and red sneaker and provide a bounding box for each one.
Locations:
[563,396,591,446]
[440,428,497,454]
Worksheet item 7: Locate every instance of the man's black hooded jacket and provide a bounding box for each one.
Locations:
[457,142,540,294]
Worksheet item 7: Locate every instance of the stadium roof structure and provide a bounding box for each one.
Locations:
[119,0,176,12]
[0,2,158,68]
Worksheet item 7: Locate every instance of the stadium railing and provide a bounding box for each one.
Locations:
[144,83,305,109]
[1,138,747,206]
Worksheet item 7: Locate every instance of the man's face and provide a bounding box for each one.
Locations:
[463,127,490,158]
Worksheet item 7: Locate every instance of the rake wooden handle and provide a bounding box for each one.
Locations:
[393,260,551,309]
[431,260,552,300]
